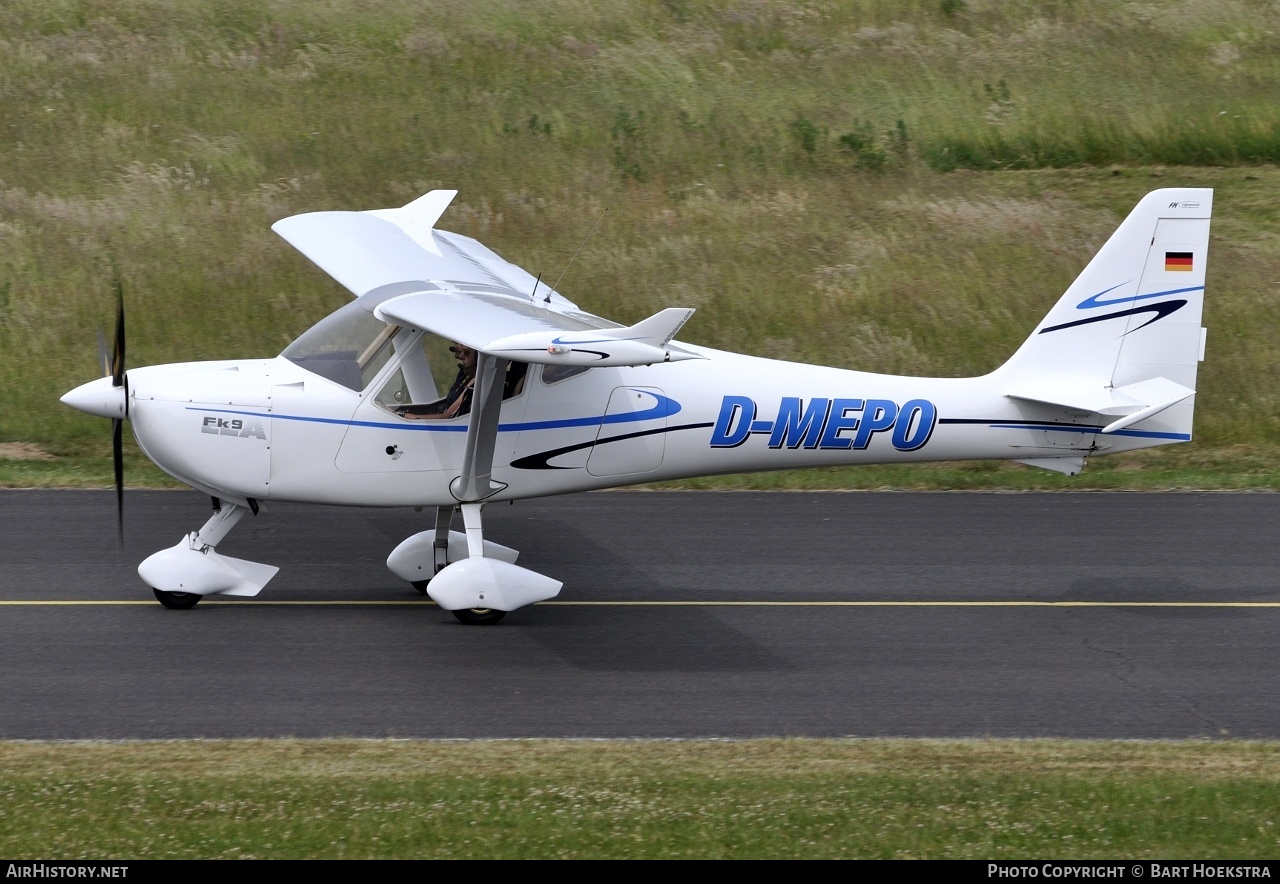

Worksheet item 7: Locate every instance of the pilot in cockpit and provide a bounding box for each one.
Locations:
[397,343,477,420]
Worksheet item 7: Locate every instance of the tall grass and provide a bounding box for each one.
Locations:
[2,0,1280,479]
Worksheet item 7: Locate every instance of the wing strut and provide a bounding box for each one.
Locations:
[449,353,510,502]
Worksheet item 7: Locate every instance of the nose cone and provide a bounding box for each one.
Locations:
[61,376,127,420]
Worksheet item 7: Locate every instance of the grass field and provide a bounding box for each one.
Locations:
[3,0,1280,861]
[1,740,1277,859]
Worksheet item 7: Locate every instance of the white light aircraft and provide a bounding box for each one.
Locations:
[62,188,1212,623]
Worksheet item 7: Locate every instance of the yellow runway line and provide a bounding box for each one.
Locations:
[2,600,1279,608]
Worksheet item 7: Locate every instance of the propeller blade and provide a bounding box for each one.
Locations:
[111,276,126,388]
[110,272,127,546]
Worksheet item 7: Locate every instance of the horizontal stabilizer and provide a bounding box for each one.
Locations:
[1101,388,1195,434]
[1007,376,1194,418]
[1007,384,1137,415]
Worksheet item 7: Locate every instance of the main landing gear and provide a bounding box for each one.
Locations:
[386,502,562,625]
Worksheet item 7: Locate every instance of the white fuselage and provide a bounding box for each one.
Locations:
[122,342,1187,508]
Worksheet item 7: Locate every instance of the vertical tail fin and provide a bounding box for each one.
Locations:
[1000,188,1211,441]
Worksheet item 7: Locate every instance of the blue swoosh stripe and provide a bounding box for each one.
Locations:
[187,390,682,435]
[191,408,467,432]
[1076,283,1203,310]
[1040,299,1185,336]
[512,421,715,470]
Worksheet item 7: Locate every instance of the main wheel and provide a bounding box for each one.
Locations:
[411,580,430,595]
[452,607,505,626]
[152,588,201,610]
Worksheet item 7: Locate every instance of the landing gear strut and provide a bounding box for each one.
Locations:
[409,505,453,594]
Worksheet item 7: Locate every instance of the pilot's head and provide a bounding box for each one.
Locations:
[449,343,477,372]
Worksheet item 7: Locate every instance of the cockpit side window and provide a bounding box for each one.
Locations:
[542,364,590,385]
[282,298,541,406]
[375,332,529,419]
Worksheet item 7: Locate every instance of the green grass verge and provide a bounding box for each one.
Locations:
[1,739,1277,859]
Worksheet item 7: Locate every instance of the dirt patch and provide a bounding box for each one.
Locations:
[0,443,55,461]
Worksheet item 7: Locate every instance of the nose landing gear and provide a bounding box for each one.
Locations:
[138,500,278,607]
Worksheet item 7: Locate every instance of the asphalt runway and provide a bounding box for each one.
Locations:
[1,489,1277,740]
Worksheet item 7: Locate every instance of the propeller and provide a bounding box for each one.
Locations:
[62,272,132,547]
[109,276,127,547]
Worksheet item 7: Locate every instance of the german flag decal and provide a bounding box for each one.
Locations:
[1165,251,1194,272]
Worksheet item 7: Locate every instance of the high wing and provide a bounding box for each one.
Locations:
[272,190,575,305]
[272,189,699,368]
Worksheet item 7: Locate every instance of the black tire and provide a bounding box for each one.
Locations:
[152,588,201,610]
[451,607,505,625]
[411,580,430,595]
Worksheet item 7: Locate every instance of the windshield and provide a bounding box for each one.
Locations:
[282,300,397,391]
